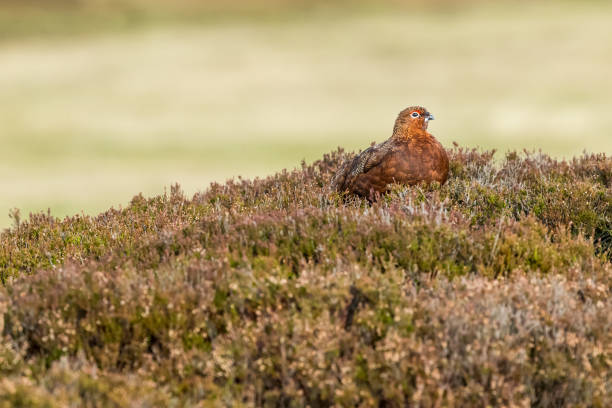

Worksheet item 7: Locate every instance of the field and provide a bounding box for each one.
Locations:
[0,147,610,406]
[1,0,612,228]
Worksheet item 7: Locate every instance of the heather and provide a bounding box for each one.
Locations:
[0,147,610,407]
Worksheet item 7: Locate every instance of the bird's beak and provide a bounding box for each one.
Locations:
[427,113,435,121]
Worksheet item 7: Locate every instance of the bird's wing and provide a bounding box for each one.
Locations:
[332,140,395,192]
[350,140,395,176]
[330,157,353,192]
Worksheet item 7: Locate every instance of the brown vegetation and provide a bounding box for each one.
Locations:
[0,146,610,406]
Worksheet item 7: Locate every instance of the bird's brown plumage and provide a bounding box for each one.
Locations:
[331,106,449,198]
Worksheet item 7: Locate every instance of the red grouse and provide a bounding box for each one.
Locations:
[331,106,449,198]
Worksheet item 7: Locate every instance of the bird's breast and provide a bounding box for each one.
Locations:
[394,140,448,184]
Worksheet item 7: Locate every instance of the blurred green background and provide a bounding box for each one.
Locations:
[1,0,611,229]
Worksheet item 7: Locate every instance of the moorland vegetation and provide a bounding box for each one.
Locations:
[0,146,610,406]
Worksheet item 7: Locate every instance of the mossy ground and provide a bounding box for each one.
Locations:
[0,146,610,407]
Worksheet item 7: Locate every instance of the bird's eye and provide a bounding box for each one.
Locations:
[411,112,420,118]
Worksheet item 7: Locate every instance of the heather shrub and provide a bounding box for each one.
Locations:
[0,147,610,406]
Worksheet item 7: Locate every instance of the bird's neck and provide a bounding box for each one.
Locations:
[392,128,431,141]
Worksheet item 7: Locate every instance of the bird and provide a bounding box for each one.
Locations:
[331,106,449,198]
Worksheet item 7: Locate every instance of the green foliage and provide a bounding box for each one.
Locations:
[0,147,610,406]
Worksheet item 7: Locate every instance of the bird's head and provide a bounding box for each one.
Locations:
[393,106,435,136]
